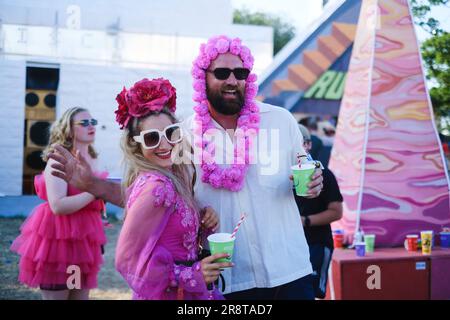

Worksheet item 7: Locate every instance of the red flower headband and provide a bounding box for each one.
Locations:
[115,78,177,129]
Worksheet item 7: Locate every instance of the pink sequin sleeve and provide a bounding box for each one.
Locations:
[115,173,208,299]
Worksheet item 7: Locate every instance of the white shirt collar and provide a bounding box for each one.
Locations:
[256,101,272,113]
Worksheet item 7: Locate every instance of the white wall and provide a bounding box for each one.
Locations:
[0,0,233,35]
[0,0,274,194]
[0,59,26,195]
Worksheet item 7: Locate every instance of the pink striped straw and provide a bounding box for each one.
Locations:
[231,213,246,239]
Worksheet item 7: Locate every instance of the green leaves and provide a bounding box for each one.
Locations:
[412,0,450,133]
[411,0,449,35]
[233,8,296,55]
[423,32,450,121]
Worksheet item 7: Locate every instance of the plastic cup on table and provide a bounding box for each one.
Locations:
[440,232,450,248]
[291,163,316,197]
[364,234,376,253]
[333,230,344,249]
[420,231,433,255]
[207,233,235,263]
[404,235,419,252]
[355,242,366,257]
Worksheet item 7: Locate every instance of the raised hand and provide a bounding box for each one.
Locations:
[48,144,93,192]
[201,206,220,232]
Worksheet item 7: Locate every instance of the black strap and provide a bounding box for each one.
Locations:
[175,260,195,267]
[218,273,226,292]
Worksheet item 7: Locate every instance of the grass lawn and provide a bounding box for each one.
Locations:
[0,217,132,300]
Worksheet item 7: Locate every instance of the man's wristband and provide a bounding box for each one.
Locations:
[304,216,311,227]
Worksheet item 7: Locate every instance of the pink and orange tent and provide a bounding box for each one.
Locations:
[329,0,450,246]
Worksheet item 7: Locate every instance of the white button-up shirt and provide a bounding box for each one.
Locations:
[183,101,312,294]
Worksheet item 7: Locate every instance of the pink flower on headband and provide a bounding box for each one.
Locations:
[115,87,130,129]
[115,78,177,129]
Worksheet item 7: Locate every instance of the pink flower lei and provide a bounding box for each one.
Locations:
[191,35,260,192]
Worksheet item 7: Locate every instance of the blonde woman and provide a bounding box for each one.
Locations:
[11,107,107,300]
[113,78,230,300]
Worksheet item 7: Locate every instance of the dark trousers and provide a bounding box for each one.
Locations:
[308,243,333,299]
[224,274,315,300]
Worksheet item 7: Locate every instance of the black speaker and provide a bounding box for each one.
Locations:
[23,147,46,176]
[25,89,56,120]
[23,65,59,195]
[26,66,59,90]
[26,120,52,148]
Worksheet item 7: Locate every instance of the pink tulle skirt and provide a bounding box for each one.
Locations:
[10,203,106,289]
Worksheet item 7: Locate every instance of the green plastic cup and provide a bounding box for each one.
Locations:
[364,234,376,253]
[207,233,235,263]
[292,163,316,196]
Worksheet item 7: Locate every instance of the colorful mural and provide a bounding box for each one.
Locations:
[329,0,450,246]
[257,0,362,116]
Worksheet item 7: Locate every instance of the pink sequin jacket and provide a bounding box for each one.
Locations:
[115,171,223,300]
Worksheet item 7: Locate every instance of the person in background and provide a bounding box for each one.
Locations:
[318,120,336,147]
[299,116,323,160]
[10,107,107,300]
[294,124,343,299]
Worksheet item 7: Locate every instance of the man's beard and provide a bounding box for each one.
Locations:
[206,86,245,116]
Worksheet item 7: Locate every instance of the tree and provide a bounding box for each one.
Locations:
[411,0,448,35]
[421,32,450,132]
[411,0,450,134]
[233,8,296,56]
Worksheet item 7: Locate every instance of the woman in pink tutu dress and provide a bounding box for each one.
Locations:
[11,107,107,300]
[115,78,232,300]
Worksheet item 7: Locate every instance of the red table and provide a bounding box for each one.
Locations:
[326,247,450,300]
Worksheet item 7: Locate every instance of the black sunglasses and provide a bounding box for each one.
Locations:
[205,68,250,80]
[74,119,98,127]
